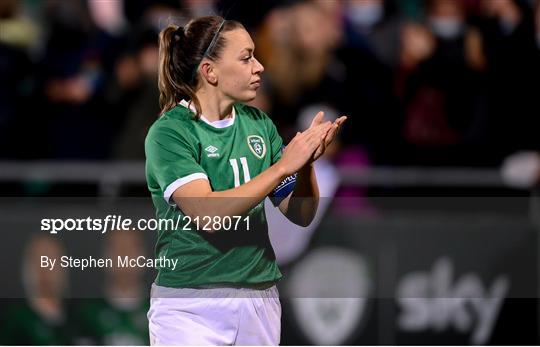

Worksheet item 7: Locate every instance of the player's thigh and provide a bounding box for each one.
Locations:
[235,286,281,346]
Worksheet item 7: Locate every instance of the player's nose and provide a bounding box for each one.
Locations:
[253,57,264,74]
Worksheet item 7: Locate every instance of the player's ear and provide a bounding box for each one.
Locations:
[200,60,218,84]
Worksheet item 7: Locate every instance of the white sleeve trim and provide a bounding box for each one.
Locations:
[164,173,208,205]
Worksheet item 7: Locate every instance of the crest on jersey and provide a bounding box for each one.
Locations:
[247,135,266,159]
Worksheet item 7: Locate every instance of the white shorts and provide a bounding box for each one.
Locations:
[148,283,281,346]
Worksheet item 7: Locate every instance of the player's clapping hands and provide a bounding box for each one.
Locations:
[308,111,347,162]
[278,111,346,175]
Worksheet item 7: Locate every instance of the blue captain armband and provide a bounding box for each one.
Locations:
[269,172,297,206]
[269,145,297,206]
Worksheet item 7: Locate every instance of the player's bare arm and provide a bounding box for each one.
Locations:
[171,121,332,223]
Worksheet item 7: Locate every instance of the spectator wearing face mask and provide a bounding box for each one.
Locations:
[251,0,348,142]
[336,0,403,164]
[394,0,489,166]
[343,0,403,66]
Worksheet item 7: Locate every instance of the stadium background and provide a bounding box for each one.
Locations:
[1,0,540,344]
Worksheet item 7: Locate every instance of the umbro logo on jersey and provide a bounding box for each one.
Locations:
[205,145,218,153]
[205,145,220,158]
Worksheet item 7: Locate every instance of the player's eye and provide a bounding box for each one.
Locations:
[242,56,253,62]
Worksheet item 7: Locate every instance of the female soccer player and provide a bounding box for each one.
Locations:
[145,16,346,345]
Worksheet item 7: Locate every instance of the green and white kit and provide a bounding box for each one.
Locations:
[145,100,284,288]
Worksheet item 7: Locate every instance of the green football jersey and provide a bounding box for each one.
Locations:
[145,101,283,287]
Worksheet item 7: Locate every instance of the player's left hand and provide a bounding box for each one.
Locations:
[307,112,347,162]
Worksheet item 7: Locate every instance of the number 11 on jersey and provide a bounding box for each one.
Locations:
[229,157,251,187]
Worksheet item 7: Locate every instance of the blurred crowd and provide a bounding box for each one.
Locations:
[1,0,539,166]
[1,2,540,344]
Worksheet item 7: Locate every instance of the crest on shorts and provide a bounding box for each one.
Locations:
[247,135,266,159]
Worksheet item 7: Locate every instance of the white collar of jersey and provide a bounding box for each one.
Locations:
[179,99,236,129]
